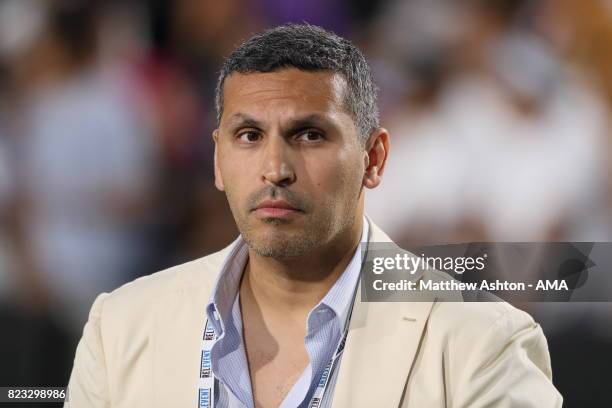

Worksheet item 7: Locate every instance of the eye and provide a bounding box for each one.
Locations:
[236,131,261,143]
[296,130,324,142]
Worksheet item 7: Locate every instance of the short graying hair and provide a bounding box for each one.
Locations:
[214,23,379,143]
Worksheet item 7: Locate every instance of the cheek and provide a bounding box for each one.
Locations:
[303,149,363,197]
[218,145,259,190]
[219,159,247,205]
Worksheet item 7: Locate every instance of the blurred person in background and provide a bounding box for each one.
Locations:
[0,66,17,302]
[0,0,160,387]
[113,0,259,268]
[141,0,257,260]
[367,0,608,245]
[535,0,612,239]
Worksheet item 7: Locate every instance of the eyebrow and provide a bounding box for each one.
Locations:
[225,113,263,131]
[225,112,337,135]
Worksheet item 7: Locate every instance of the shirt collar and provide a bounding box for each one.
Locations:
[206,216,370,336]
[205,236,249,337]
[313,217,369,328]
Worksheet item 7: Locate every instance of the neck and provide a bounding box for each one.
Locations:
[240,216,364,317]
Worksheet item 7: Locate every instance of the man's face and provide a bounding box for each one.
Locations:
[214,68,367,258]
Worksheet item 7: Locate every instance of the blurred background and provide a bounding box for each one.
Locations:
[0,0,610,406]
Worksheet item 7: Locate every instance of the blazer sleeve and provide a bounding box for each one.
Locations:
[64,293,111,408]
[452,308,563,408]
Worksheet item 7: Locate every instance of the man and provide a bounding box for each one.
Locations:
[65,24,562,407]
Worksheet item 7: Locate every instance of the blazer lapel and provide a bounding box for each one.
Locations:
[331,283,435,407]
[331,217,436,407]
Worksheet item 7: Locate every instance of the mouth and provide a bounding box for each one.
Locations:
[252,199,303,219]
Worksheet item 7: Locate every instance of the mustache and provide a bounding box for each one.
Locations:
[247,186,309,212]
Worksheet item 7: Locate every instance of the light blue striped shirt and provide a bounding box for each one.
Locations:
[205,218,369,408]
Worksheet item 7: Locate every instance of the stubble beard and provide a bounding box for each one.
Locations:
[240,211,334,259]
[227,172,362,259]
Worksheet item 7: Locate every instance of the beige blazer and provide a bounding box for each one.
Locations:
[65,220,563,407]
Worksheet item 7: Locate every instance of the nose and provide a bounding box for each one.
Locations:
[261,135,296,187]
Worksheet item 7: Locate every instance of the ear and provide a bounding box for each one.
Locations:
[362,128,390,189]
[213,129,225,191]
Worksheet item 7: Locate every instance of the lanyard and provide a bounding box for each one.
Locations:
[197,219,371,408]
[198,319,217,408]
[198,316,348,408]
[306,326,348,408]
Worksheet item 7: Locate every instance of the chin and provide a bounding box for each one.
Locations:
[247,229,318,258]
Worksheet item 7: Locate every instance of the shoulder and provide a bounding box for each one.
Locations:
[423,285,559,405]
[420,268,538,341]
[66,243,237,407]
[89,244,233,326]
[429,298,537,343]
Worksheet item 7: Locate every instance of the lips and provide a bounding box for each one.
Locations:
[255,200,299,211]
[253,199,303,218]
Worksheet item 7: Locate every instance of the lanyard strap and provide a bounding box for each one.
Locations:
[307,328,348,408]
[198,319,217,408]
[198,317,348,408]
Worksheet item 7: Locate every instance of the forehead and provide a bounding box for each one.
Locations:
[220,68,349,124]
